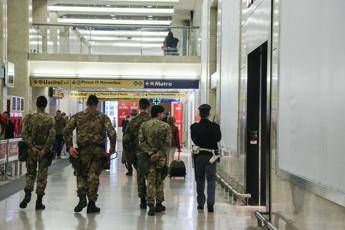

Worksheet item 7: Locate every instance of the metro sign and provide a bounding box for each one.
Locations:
[246,0,256,8]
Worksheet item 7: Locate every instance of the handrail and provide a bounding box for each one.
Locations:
[255,211,278,230]
[31,23,200,30]
[215,173,251,205]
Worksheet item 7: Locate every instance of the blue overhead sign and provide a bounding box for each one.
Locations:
[144,80,199,89]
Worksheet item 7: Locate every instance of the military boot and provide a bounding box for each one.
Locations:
[35,195,46,210]
[140,197,147,209]
[19,190,32,209]
[155,203,166,213]
[87,201,100,214]
[74,195,87,212]
[147,204,155,216]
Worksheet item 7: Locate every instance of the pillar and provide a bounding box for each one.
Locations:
[0,0,7,112]
[7,0,30,112]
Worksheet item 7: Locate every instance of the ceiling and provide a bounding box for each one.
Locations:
[48,0,198,11]
[46,0,198,27]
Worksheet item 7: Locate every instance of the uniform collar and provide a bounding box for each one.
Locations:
[37,108,45,113]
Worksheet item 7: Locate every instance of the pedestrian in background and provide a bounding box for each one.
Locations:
[20,96,55,210]
[2,111,15,139]
[53,110,66,159]
[167,116,181,164]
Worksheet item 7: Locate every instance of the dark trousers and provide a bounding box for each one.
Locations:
[53,134,64,157]
[194,154,217,207]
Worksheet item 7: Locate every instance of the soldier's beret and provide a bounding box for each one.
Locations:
[151,105,165,114]
[198,104,211,111]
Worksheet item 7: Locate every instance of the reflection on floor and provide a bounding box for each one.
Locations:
[0,154,260,230]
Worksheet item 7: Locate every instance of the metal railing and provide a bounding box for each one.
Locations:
[30,23,201,57]
[255,211,278,230]
[0,138,23,180]
[216,173,251,205]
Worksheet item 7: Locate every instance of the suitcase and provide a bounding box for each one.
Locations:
[169,152,186,178]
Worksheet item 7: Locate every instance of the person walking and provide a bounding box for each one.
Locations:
[20,96,55,210]
[122,99,151,206]
[64,95,117,213]
[139,105,172,216]
[167,116,181,164]
[53,110,66,159]
[2,111,15,139]
[191,104,222,213]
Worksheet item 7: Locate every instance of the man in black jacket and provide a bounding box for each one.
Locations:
[3,111,15,139]
[190,104,221,213]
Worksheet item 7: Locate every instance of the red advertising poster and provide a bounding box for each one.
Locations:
[117,101,139,127]
[172,103,183,146]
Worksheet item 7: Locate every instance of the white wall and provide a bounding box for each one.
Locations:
[219,0,241,153]
[59,93,83,116]
[278,0,345,196]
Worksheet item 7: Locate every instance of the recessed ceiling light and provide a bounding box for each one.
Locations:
[48,6,174,14]
[77,30,168,37]
[57,18,172,25]
[103,0,179,2]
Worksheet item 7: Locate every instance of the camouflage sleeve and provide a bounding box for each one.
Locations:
[64,114,77,149]
[43,117,55,152]
[139,124,151,155]
[104,115,117,147]
[22,115,33,148]
[160,125,172,157]
[122,122,132,152]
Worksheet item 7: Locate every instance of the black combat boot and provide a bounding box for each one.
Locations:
[74,195,87,212]
[35,195,46,210]
[140,197,147,209]
[147,204,155,216]
[87,201,101,214]
[19,190,32,209]
[207,205,214,213]
[155,203,166,213]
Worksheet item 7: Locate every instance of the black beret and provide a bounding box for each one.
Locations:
[198,104,211,111]
[151,105,165,114]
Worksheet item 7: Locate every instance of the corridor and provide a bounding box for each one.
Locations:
[0,155,259,230]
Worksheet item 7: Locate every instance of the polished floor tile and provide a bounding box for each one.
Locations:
[0,154,259,230]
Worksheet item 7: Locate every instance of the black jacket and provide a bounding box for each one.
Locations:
[190,119,221,150]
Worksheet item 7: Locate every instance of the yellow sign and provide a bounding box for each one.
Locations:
[69,91,186,100]
[30,78,144,89]
[70,79,144,89]
[31,78,71,88]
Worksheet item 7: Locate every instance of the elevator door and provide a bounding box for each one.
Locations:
[246,41,269,206]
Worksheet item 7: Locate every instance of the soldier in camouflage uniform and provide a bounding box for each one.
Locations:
[122,99,151,209]
[139,105,172,216]
[20,96,55,210]
[64,95,116,214]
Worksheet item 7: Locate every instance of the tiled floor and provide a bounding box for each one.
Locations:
[0,153,260,230]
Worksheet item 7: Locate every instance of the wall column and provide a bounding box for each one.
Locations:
[0,0,7,112]
[199,0,210,105]
[7,0,29,112]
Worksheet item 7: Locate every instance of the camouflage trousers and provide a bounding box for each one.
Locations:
[137,170,146,199]
[146,155,167,205]
[73,146,104,202]
[25,152,49,196]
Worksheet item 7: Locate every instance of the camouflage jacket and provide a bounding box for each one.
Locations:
[139,118,172,157]
[123,112,151,155]
[22,109,55,152]
[64,110,117,149]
